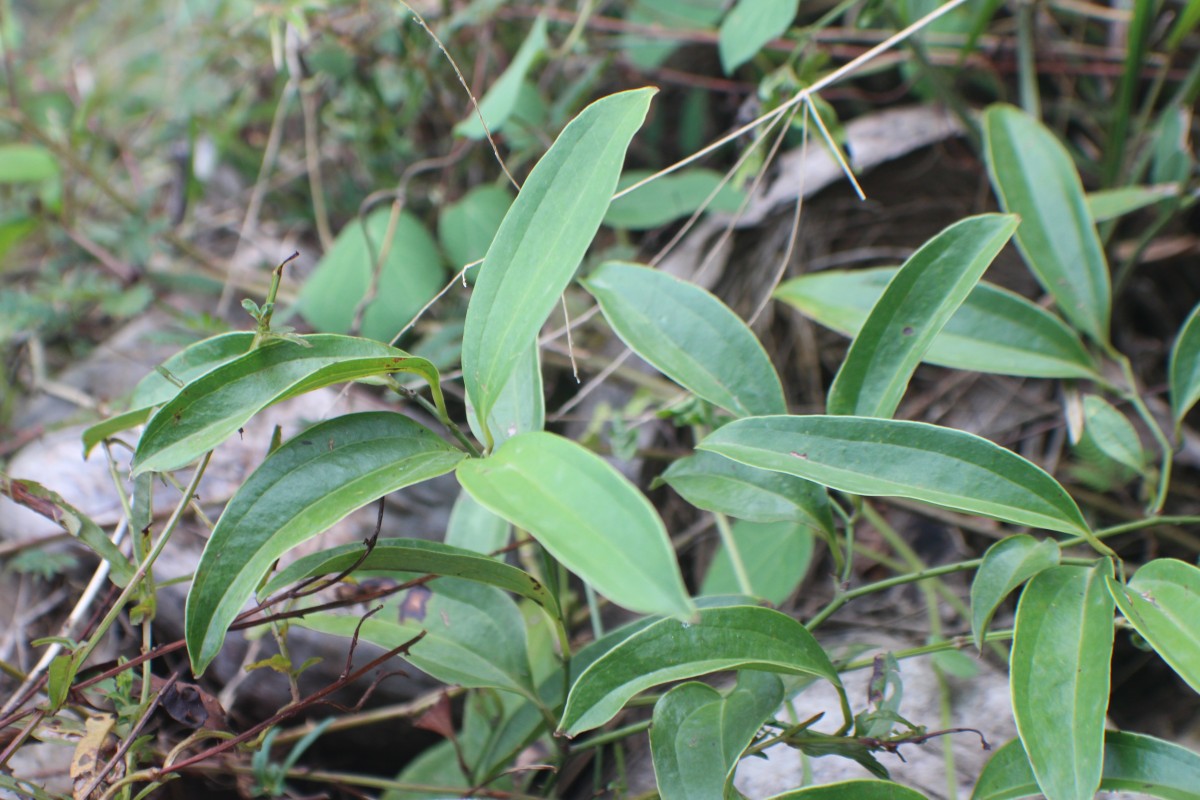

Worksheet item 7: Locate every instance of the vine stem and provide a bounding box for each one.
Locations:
[713,511,754,596]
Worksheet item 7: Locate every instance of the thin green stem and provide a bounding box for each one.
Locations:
[1113,352,1173,514]
[842,629,1014,672]
[572,720,652,751]
[713,512,753,596]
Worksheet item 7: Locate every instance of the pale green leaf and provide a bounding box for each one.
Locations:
[984,104,1111,343]
[702,520,813,606]
[970,534,1060,650]
[827,214,1018,418]
[438,184,513,269]
[1078,394,1146,475]
[461,88,654,441]
[1170,301,1200,427]
[604,169,744,230]
[185,412,464,675]
[467,342,543,447]
[456,431,694,619]
[0,143,59,183]
[560,605,843,737]
[718,0,798,74]
[1011,562,1114,800]
[775,268,1098,380]
[1108,558,1200,694]
[700,415,1092,537]
[583,260,785,417]
[446,487,510,556]
[455,16,549,139]
[1087,186,1176,221]
[766,780,931,800]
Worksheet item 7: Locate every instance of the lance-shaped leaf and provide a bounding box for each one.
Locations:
[185,412,464,675]
[455,16,548,139]
[456,431,694,620]
[776,268,1098,380]
[827,214,1018,418]
[973,732,1200,800]
[659,450,834,534]
[970,534,1060,650]
[984,104,1111,344]
[651,672,784,800]
[462,89,654,443]
[1078,395,1146,475]
[84,332,256,456]
[133,334,444,475]
[1108,558,1200,694]
[1170,301,1200,428]
[560,605,843,737]
[1,478,135,587]
[1011,562,1114,800]
[702,520,814,606]
[1087,186,1176,221]
[297,578,533,695]
[699,416,1092,538]
[260,537,558,619]
[467,342,543,448]
[583,260,786,417]
[767,781,931,800]
[718,0,799,74]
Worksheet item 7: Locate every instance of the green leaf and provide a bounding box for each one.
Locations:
[973,731,1200,800]
[1108,558,1200,694]
[296,209,446,343]
[0,143,59,183]
[702,520,814,606]
[766,780,931,800]
[559,605,843,737]
[1011,562,1114,800]
[699,415,1092,538]
[438,184,513,269]
[970,534,1060,650]
[461,88,654,443]
[651,672,784,800]
[583,260,786,417]
[456,432,694,620]
[454,16,549,139]
[445,488,510,556]
[1,478,135,587]
[259,537,558,620]
[184,412,464,676]
[718,0,798,74]
[827,214,1019,418]
[1078,394,1146,475]
[1086,186,1176,221]
[604,169,744,230]
[984,104,1111,344]
[660,450,835,534]
[622,0,726,70]
[297,578,533,694]
[383,740,468,800]
[775,268,1097,380]
[132,334,444,475]
[1170,301,1200,428]
[467,342,543,447]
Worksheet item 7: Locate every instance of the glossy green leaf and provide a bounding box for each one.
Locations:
[0,143,59,183]
[1108,558,1200,694]
[259,536,557,619]
[718,0,798,74]
[659,450,835,534]
[1087,186,1175,221]
[1170,301,1200,427]
[296,209,446,343]
[700,415,1092,538]
[445,488,510,556]
[467,342,543,447]
[970,534,1060,650]
[583,260,786,417]
[651,671,784,800]
[83,332,257,456]
[438,184,513,269]
[775,268,1097,380]
[1,478,135,587]
[297,577,533,694]
[827,214,1018,418]
[604,169,744,230]
[132,334,444,475]
[766,780,930,800]
[1078,394,1146,475]
[702,520,813,606]
[455,16,548,139]
[560,605,843,737]
[457,431,694,620]
[185,412,464,675]
[973,731,1200,800]
[1011,562,1114,800]
[984,104,1111,343]
[461,88,654,443]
